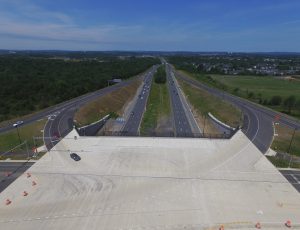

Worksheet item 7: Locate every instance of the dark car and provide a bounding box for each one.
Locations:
[70,153,81,161]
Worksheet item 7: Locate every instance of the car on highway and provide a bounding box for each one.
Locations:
[13,121,24,127]
[70,153,81,161]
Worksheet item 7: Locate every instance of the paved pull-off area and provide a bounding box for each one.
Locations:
[0,129,299,230]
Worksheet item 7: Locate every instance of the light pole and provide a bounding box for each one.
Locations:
[288,128,297,168]
[203,113,206,136]
[15,125,22,144]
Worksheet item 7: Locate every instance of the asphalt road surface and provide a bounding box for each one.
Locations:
[280,169,300,192]
[176,71,300,192]
[177,70,300,153]
[0,162,34,193]
[176,72,279,153]
[166,64,194,137]
[40,68,157,150]
[122,65,158,135]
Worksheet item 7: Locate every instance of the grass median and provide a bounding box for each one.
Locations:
[177,76,242,134]
[140,75,171,135]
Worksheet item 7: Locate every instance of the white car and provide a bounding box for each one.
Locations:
[13,121,24,127]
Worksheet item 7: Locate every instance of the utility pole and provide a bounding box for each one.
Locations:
[203,113,206,136]
[15,125,21,144]
[25,141,29,159]
[288,128,297,168]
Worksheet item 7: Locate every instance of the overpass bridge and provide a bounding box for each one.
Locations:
[0,129,299,230]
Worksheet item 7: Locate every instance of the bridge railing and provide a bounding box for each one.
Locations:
[100,128,239,139]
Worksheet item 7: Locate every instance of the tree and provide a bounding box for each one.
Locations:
[295,99,300,111]
[247,91,254,99]
[283,95,296,114]
[269,95,282,106]
[154,65,166,84]
[233,87,239,94]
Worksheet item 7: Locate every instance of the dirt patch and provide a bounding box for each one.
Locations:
[155,115,174,136]
[188,103,220,135]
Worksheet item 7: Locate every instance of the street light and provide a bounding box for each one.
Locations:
[288,128,297,168]
[15,124,22,144]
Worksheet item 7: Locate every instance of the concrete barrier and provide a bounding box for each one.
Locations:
[208,112,237,136]
[76,115,110,136]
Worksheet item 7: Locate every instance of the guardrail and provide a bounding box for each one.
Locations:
[208,112,236,135]
[76,115,110,136]
[100,129,239,139]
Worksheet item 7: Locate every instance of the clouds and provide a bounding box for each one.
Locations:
[0,0,147,49]
[0,0,300,51]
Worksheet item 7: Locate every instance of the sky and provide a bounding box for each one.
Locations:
[0,0,300,52]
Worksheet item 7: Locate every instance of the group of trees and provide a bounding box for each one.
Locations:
[154,65,167,84]
[251,93,300,114]
[0,56,159,122]
[268,95,300,114]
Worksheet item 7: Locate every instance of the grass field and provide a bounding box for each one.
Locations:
[0,119,46,154]
[272,123,300,157]
[74,78,142,126]
[267,156,300,168]
[177,77,242,131]
[183,71,300,119]
[140,81,171,135]
[211,74,300,101]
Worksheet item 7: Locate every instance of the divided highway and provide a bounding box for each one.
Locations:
[176,71,300,153]
[166,64,198,137]
[43,67,158,150]
[0,67,157,150]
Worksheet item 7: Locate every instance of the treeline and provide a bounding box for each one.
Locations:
[0,56,159,122]
[229,87,300,114]
[154,65,166,84]
[251,94,300,114]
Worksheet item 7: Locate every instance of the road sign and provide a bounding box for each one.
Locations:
[274,114,281,121]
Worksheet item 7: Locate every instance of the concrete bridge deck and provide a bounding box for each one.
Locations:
[0,129,299,229]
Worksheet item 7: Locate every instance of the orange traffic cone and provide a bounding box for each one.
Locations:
[219,225,224,230]
[23,191,28,196]
[285,219,292,228]
[26,172,31,178]
[32,181,37,186]
[5,199,11,205]
[255,222,261,229]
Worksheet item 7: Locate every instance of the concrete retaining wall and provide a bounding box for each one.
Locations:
[208,112,236,136]
[76,115,110,136]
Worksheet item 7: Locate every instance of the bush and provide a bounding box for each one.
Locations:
[269,95,282,106]
[154,65,166,84]
[284,95,296,113]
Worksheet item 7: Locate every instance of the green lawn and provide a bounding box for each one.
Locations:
[211,74,300,101]
[0,119,46,153]
[272,123,300,157]
[140,81,171,135]
[181,70,300,119]
[178,78,242,128]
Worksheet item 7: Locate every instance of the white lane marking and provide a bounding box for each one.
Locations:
[244,112,251,135]
[292,175,300,184]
